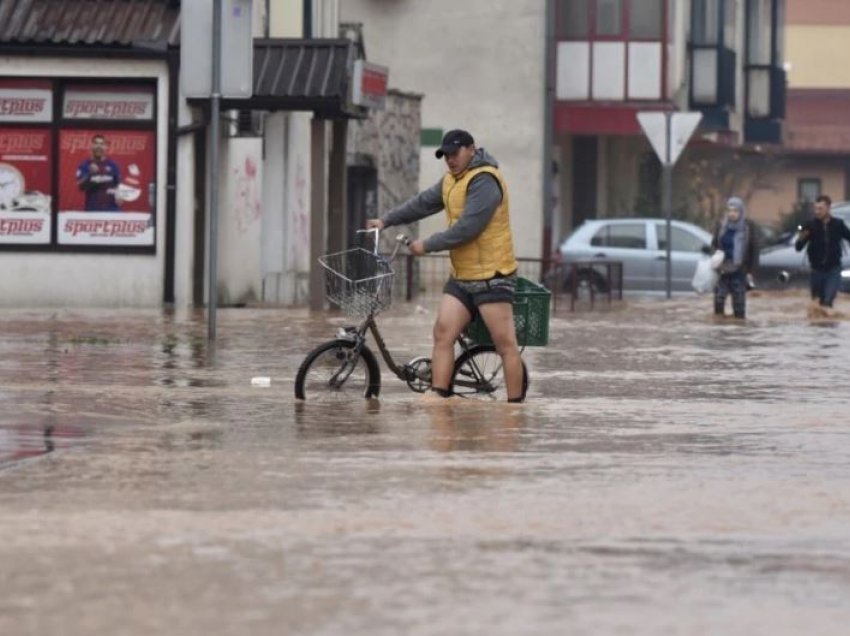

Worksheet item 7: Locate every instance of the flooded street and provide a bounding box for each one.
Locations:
[2,291,850,635]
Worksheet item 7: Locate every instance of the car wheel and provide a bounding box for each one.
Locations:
[563,268,609,294]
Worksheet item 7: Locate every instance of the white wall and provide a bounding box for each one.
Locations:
[340,0,546,259]
[260,111,312,305]
[0,57,169,308]
[260,111,313,305]
[217,138,264,305]
[173,99,197,308]
[268,0,338,38]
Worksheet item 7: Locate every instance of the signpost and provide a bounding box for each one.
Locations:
[636,111,702,298]
[181,0,253,341]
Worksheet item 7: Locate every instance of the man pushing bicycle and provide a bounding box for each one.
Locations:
[367,129,525,403]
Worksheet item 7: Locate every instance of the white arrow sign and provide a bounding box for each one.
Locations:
[637,111,702,166]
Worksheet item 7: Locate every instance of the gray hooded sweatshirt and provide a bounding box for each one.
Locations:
[380,148,504,253]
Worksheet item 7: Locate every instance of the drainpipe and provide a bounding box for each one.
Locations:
[164,47,180,306]
[542,0,556,263]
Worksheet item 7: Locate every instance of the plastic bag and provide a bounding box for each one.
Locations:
[709,249,725,270]
[691,257,718,294]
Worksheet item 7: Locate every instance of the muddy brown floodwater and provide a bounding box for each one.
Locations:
[1,290,850,635]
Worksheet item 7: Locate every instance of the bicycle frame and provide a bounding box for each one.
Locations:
[330,311,504,394]
[323,228,511,396]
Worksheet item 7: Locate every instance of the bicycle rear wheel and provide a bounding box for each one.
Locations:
[294,339,381,401]
[451,344,528,401]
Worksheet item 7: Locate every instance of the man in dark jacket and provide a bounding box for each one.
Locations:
[795,194,850,309]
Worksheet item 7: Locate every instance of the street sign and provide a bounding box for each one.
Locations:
[636,112,668,164]
[636,111,703,299]
[636,111,702,166]
[670,112,702,165]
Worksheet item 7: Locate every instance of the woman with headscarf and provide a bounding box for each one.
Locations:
[710,197,760,319]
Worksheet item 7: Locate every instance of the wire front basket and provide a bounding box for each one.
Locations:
[319,248,394,317]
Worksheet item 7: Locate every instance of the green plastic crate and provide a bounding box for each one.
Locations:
[466,277,551,347]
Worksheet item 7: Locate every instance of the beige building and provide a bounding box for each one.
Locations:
[746,0,850,229]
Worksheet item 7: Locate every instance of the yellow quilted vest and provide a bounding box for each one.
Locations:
[440,165,517,280]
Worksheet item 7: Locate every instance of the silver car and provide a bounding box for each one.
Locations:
[555,218,713,293]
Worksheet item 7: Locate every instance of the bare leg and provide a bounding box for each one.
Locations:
[477,301,524,401]
[431,294,472,393]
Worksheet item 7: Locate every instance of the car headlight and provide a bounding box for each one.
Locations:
[842,269,850,279]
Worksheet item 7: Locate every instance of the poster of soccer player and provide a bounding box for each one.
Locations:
[0,127,52,244]
[57,129,156,246]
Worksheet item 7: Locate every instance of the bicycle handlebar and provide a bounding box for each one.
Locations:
[356,227,381,254]
[358,226,410,260]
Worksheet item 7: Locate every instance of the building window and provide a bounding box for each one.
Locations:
[747,0,772,64]
[692,0,721,45]
[630,0,663,38]
[797,178,821,203]
[556,0,665,101]
[557,0,660,40]
[559,0,590,38]
[596,0,623,36]
[745,0,782,120]
[0,77,157,252]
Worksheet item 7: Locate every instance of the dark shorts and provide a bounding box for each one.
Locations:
[443,271,517,318]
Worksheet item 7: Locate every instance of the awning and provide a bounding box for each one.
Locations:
[0,0,180,49]
[218,38,366,119]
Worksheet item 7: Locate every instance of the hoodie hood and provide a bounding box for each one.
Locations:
[467,147,499,171]
[725,196,747,226]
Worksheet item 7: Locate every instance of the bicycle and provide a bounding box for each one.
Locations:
[294,229,549,402]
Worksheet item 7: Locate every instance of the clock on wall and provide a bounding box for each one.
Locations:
[0,162,25,209]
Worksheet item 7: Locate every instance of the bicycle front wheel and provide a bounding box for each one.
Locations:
[451,344,528,401]
[294,339,381,401]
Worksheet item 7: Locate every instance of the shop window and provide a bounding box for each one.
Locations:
[0,77,157,251]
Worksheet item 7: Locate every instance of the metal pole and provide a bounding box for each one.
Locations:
[207,0,222,341]
[541,0,555,262]
[663,112,672,299]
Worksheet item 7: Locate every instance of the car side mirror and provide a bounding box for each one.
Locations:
[700,244,713,255]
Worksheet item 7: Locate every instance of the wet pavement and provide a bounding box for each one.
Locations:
[1,291,850,635]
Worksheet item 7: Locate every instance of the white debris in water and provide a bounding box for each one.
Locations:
[250,376,271,387]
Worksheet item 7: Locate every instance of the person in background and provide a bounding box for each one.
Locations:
[367,129,525,403]
[710,196,759,319]
[794,194,850,314]
[76,134,120,212]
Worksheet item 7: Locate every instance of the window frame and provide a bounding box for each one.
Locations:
[590,221,649,250]
[0,76,158,254]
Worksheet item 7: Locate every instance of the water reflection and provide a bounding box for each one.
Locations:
[424,400,526,453]
[294,399,383,437]
[0,422,84,467]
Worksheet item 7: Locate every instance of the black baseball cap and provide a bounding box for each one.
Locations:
[435,129,475,158]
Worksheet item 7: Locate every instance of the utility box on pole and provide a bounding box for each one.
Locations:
[181,0,254,99]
